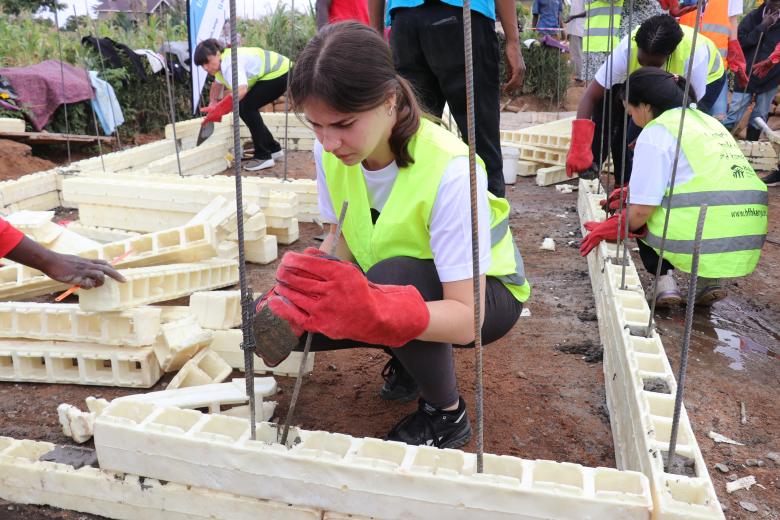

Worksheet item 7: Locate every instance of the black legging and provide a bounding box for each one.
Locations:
[239,72,288,160]
[295,256,523,408]
[637,238,674,275]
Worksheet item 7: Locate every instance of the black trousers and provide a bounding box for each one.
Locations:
[239,73,288,160]
[637,239,674,275]
[295,257,523,408]
[590,87,641,184]
[389,2,505,198]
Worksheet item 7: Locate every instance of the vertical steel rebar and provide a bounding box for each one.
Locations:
[53,8,72,165]
[616,0,633,286]
[163,13,183,177]
[461,0,485,472]
[645,0,705,335]
[666,204,708,472]
[282,0,294,182]
[222,9,258,441]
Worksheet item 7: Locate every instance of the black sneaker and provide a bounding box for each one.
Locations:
[379,358,419,402]
[760,169,780,186]
[386,397,472,449]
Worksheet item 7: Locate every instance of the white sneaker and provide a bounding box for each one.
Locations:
[654,271,683,308]
[244,158,274,171]
[271,149,285,160]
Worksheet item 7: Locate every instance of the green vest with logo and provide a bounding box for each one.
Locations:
[321,118,530,303]
[628,25,724,84]
[584,0,623,53]
[214,48,290,90]
[641,108,767,278]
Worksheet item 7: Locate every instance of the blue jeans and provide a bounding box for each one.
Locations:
[723,87,780,129]
[709,78,729,120]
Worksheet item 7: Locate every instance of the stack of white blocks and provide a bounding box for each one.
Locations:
[578,179,724,519]
[500,117,574,186]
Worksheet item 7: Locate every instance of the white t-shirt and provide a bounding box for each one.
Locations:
[594,34,710,101]
[314,140,493,282]
[728,0,743,18]
[629,123,695,206]
[218,51,260,89]
[567,0,585,37]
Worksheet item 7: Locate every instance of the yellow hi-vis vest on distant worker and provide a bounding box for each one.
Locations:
[629,25,724,84]
[321,118,531,303]
[214,48,290,90]
[641,108,768,278]
[584,0,623,53]
[679,0,730,59]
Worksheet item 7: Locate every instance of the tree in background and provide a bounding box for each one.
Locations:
[0,0,62,15]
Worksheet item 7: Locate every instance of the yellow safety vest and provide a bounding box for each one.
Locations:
[629,25,724,84]
[214,47,290,90]
[321,118,531,302]
[641,108,768,278]
[584,0,623,53]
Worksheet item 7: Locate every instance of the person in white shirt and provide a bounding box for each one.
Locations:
[565,0,586,82]
[254,22,530,450]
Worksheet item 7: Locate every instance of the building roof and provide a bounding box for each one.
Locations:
[94,0,170,14]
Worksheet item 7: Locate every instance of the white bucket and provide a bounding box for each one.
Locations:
[502,146,519,184]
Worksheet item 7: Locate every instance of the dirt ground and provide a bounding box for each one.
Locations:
[0,123,778,519]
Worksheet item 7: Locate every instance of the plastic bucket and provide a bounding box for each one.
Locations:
[502,146,519,184]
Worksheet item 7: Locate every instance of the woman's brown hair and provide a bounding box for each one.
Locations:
[289,21,421,167]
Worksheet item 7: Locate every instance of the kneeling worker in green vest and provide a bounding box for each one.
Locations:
[254,22,530,449]
[567,15,725,183]
[580,67,768,307]
[194,39,290,171]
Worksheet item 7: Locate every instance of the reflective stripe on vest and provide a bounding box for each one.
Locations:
[680,0,729,61]
[641,108,768,278]
[584,0,623,53]
[321,118,531,303]
[628,25,724,84]
[214,47,290,90]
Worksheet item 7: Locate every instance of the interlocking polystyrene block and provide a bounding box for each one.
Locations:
[153,316,214,372]
[189,290,241,329]
[156,305,194,323]
[94,403,653,520]
[210,329,315,377]
[0,436,322,520]
[78,260,239,311]
[57,403,95,443]
[4,210,62,243]
[0,303,161,346]
[246,235,279,263]
[63,222,140,243]
[578,179,724,520]
[73,139,180,173]
[146,140,229,176]
[117,377,276,416]
[0,170,59,206]
[0,340,161,387]
[166,348,232,389]
[0,191,61,215]
[536,165,573,186]
[0,117,25,132]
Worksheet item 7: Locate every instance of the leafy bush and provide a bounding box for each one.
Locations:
[499,30,572,103]
[0,3,314,140]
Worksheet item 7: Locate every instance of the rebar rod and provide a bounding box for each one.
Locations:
[645,0,705,335]
[163,14,183,177]
[462,0,485,472]
[53,8,72,165]
[616,0,634,287]
[666,204,707,472]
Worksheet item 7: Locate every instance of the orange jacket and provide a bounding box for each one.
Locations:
[679,0,730,61]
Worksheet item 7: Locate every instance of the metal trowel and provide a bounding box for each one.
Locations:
[196,121,214,146]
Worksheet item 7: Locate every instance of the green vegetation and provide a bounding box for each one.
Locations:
[0,4,315,140]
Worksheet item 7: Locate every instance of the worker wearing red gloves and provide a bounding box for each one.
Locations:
[722,0,780,140]
[193,39,290,171]
[567,15,724,182]
[0,218,124,289]
[256,22,530,449]
[581,68,767,307]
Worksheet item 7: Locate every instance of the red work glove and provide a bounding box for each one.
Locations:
[752,43,780,78]
[599,186,629,214]
[200,94,233,124]
[579,211,647,256]
[656,0,675,10]
[268,248,430,347]
[668,4,697,17]
[566,119,596,177]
